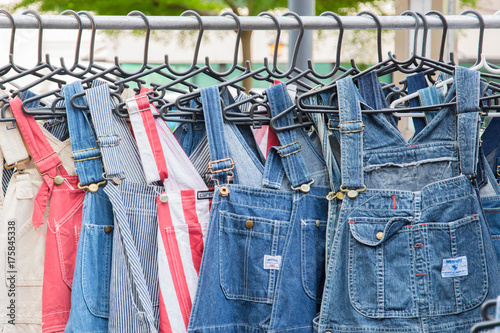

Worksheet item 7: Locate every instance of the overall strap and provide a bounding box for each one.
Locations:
[85,85,126,183]
[264,83,313,191]
[455,66,481,181]
[86,85,158,333]
[308,97,341,196]
[406,72,429,136]
[200,86,234,195]
[10,96,69,229]
[337,77,365,195]
[126,94,168,185]
[64,81,105,189]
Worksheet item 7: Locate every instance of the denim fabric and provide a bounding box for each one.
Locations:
[315,66,500,333]
[86,86,160,333]
[414,81,500,270]
[188,84,329,332]
[64,81,114,333]
[406,72,428,136]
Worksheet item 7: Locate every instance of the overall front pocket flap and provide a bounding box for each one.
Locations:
[348,217,411,246]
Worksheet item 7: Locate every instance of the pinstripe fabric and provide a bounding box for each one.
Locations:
[86,85,160,333]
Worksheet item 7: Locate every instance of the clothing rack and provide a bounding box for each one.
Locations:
[0,13,500,31]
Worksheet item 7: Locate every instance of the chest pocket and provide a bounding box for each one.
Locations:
[347,215,488,318]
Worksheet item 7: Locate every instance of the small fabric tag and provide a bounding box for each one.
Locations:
[16,173,33,200]
[197,190,214,200]
[441,256,468,278]
[263,255,282,270]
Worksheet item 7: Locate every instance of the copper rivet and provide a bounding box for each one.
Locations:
[104,226,113,234]
[376,232,383,240]
[245,220,254,229]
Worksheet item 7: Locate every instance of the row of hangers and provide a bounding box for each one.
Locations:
[0,9,500,132]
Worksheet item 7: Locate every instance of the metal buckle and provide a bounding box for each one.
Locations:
[497,165,500,177]
[291,179,315,193]
[78,180,107,193]
[208,158,234,174]
[339,184,367,199]
[277,142,302,158]
[4,157,31,170]
[338,120,365,134]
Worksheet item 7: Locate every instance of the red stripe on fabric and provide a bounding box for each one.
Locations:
[181,190,204,274]
[135,96,169,181]
[159,288,173,333]
[267,128,280,154]
[157,198,192,329]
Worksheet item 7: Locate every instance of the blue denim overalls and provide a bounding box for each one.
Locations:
[188,83,330,332]
[63,81,114,332]
[314,66,500,333]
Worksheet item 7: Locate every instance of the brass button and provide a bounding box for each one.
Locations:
[245,220,254,229]
[88,183,99,193]
[376,232,383,240]
[104,226,113,234]
[112,177,122,185]
[347,190,358,199]
[336,191,345,200]
[159,193,168,203]
[54,175,64,185]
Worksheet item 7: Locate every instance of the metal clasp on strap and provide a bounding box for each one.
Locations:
[339,184,367,199]
[102,172,125,185]
[496,165,500,177]
[5,156,31,176]
[337,120,365,134]
[208,158,235,197]
[291,179,315,193]
[78,180,107,193]
[277,142,302,158]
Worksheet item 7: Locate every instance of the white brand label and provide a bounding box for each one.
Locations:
[263,255,282,270]
[441,256,468,278]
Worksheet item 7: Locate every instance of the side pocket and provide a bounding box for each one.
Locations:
[218,211,289,303]
[301,219,327,302]
[82,224,113,318]
[163,222,208,313]
[481,203,500,268]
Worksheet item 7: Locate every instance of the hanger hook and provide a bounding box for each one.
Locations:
[204,12,241,77]
[273,11,304,78]
[425,10,448,63]
[306,11,344,79]
[77,11,97,75]
[59,10,82,73]
[113,11,151,76]
[388,10,420,65]
[415,12,428,58]
[357,11,382,63]
[165,10,204,76]
[21,10,43,68]
[461,10,484,67]
[257,12,281,78]
[0,10,16,75]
